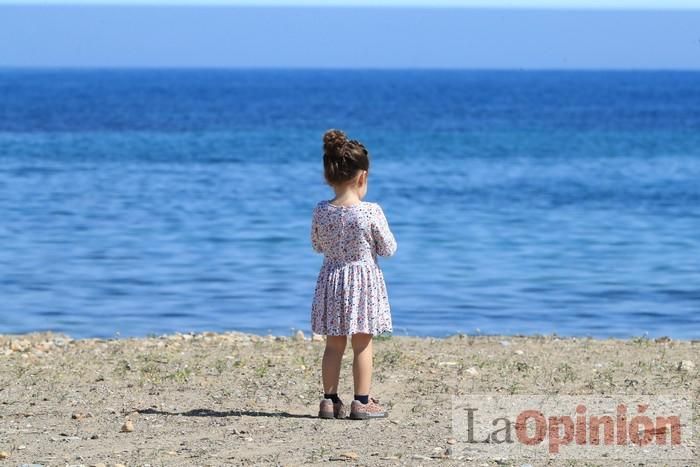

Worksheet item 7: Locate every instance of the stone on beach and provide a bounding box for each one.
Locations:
[10,339,31,352]
[311,333,324,342]
[465,366,480,376]
[121,420,134,432]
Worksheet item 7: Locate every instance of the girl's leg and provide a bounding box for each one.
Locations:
[348,333,387,418]
[350,333,373,396]
[322,335,347,394]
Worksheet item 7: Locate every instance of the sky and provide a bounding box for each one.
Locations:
[1,0,700,7]
[0,2,698,69]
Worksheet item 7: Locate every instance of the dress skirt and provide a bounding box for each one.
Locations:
[311,258,393,336]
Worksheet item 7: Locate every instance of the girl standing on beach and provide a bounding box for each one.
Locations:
[310,129,397,420]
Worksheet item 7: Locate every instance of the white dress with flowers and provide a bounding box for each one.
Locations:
[310,200,397,336]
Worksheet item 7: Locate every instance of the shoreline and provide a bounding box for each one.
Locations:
[3,327,697,343]
[1,331,697,466]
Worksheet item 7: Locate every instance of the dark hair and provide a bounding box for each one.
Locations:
[322,129,370,186]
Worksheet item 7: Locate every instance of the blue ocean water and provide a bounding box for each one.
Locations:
[1,69,699,339]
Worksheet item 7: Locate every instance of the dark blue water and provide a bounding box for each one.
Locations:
[1,69,699,339]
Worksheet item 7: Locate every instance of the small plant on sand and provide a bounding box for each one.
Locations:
[213,358,228,375]
[14,363,30,379]
[553,363,576,384]
[114,359,132,377]
[307,446,329,463]
[256,364,269,378]
[632,359,653,373]
[167,367,192,384]
[507,380,522,394]
[631,335,651,346]
[231,358,245,368]
[377,348,403,367]
[595,368,615,389]
[140,362,164,385]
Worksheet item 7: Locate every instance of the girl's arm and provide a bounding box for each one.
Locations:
[371,204,397,257]
[311,208,323,253]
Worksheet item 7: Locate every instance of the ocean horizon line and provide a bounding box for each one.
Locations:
[2,66,700,72]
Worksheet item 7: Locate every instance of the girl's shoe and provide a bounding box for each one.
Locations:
[349,397,388,420]
[318,398,348,419]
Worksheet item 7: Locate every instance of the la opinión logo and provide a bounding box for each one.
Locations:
[460,404,681,454]
[451,395,693,460]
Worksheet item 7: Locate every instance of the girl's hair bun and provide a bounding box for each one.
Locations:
[323,129,348,155]
[321,129,370,186]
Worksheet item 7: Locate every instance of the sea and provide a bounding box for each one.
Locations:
[1,69,699,339]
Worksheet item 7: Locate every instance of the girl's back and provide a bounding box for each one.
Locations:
[311,200,397,263]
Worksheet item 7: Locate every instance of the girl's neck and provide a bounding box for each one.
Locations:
[330,188,361,207]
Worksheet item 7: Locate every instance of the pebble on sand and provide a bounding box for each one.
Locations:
[0,451,8,459]
[339,452,358,460]
[465,367,480,376]
[121,420,135,432]
[10,339,31,352]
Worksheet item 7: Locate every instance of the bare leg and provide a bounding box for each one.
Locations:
[322,336,347,394]
[351,333,373,396]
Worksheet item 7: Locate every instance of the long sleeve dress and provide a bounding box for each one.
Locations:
[310,200,397,336]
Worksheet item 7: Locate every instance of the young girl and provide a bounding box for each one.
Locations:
[310,129,397,420]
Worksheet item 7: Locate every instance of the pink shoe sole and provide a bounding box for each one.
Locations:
[349,397,388,420]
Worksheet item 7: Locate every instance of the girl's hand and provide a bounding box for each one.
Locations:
[371,204,397,257]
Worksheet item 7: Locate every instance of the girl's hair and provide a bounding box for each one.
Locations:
[322,129,369,186]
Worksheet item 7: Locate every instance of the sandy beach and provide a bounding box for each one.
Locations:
[0,331,697,466]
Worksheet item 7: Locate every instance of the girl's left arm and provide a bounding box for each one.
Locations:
[371,204,397,257]
[311,208,323,253]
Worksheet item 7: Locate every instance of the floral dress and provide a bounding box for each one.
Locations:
[311,200,397,336]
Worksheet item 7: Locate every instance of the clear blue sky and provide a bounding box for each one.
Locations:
[0,1,698,69]
[2,1,700,7]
